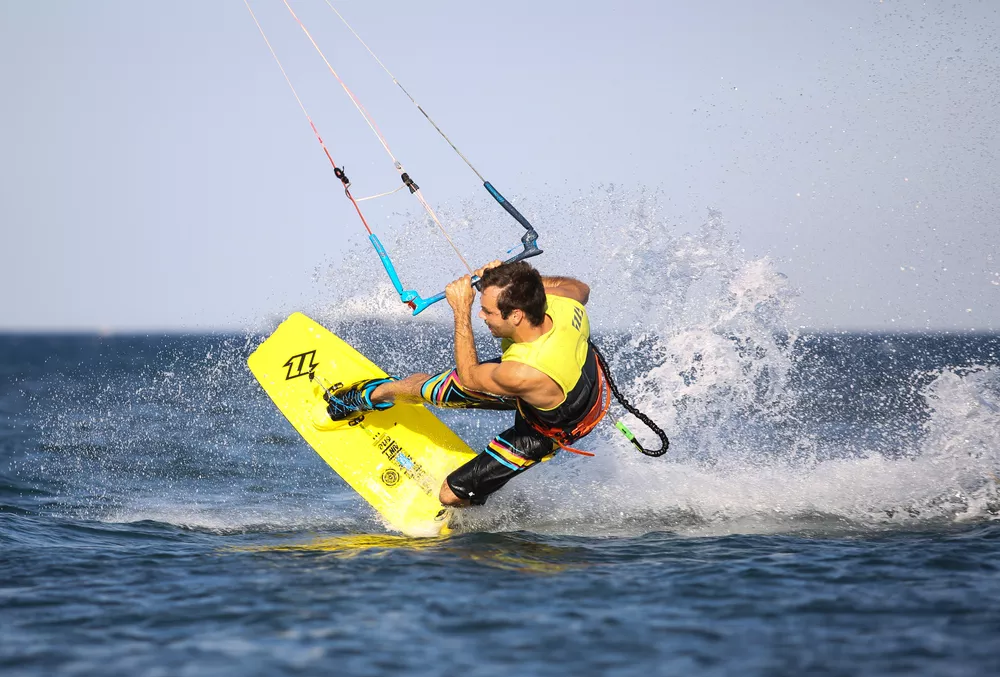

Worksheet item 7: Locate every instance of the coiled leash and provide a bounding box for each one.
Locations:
[522,340,671,458]
[590,341,671,457]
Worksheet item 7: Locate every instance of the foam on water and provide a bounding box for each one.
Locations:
[23,187,1000,537]
[480,366,1000,538]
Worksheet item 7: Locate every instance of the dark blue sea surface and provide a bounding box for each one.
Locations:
[2,330,1000,676]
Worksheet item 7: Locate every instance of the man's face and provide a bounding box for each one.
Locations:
[478,285,516,338]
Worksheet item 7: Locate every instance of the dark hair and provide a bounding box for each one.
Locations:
[479,261,546,326]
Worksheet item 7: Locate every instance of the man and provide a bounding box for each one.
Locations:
[326,261,607,507]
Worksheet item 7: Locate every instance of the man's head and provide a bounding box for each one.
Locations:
[477,261,546,338]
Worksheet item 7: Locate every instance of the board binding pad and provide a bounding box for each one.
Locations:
[248,312,477,537]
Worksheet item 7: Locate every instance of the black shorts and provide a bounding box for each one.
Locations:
[445,414,557,506]
[420,367,558,506]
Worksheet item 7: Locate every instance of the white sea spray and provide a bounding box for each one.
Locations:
[28,187,1000,536]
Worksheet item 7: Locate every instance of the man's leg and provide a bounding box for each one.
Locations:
[439,481,469,507]
[370,373,431,405]
[441,415,558,507]
[368,366,529,507]
[373,366,516,411]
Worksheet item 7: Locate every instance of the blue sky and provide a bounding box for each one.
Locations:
[2,1,997,332]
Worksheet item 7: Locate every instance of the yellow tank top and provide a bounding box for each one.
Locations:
[500,294,590,410]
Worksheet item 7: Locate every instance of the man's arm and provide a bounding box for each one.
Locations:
[451,298,493,392]
[445,275,542,398]
[542,276,590,305]
[454,321,539,396]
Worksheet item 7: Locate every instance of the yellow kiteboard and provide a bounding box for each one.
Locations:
[247,312,477,537]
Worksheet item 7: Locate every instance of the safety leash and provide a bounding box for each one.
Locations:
[589,341,671,457]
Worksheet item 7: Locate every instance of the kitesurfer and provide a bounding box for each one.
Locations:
[326,261,608,507]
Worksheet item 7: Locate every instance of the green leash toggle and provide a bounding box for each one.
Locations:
[615,419,645,453]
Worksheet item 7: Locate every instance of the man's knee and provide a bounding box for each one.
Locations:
[372,373,430,403]
[397,373,431,395]
[439,480,469,507]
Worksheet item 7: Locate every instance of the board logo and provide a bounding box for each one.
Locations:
[373,432,436,496]
[381,469,400,487]
[283,350,317,380]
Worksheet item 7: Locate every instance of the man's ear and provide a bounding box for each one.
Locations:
[510,308,524,326]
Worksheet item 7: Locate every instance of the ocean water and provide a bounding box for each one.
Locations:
[3,330,1000,677]
[4,205,1000,675]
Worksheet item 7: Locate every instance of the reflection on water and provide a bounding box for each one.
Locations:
[230,532,591,574]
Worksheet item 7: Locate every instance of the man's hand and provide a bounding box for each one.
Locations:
[445,275,476,314]
[474,260,503,278]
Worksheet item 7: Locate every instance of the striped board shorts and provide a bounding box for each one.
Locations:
[419,367,558,505]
